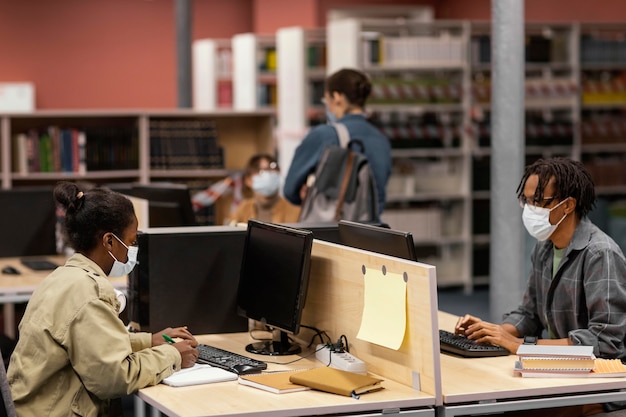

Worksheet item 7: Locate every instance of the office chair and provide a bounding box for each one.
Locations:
[0,350,16,417]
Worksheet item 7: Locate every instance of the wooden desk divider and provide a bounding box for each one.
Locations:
[300,239,442,405]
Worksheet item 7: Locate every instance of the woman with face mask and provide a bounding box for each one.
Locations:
[228,154,301,225]
[8,181,199,417]
[454,158,626,417]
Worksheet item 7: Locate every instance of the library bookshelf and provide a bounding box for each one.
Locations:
[327,17,474,291]
[0,109,275,225]
[192,38,233,110]
[326,17,626,291]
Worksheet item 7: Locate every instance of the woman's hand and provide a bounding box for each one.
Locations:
[152,326,198,347]
[172,340,199,368]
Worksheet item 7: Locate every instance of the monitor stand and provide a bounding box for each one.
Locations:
[245,330,301,356]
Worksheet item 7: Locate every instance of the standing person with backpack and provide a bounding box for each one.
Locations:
[283,68,392,222]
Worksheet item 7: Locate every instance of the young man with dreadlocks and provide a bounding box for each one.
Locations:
[455,157,626,416]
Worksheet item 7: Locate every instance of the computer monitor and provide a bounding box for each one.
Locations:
[282,222,341,244]
[338,220,418,261]
[0,187,57,257]
[128,226,249,334]
[236,220,314,356]
[115,183,197,227]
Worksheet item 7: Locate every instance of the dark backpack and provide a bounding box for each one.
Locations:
[298,123,379,223]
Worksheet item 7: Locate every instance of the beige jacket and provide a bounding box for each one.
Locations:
[229,197,301,225]
[7,253,181,417]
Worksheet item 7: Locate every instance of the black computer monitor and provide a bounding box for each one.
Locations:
[0,187,57,257]
[338,220,418,261]
[124,183,197,227]
[236,220,314,356]
[128,226,249,334]
[282,222,341,244]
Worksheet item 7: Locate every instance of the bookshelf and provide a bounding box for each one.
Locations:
[0,109,274,225]
[192,38,233,110]
[327,17,473,290]
[232,33,277,111]
[468,22,580,285]
[276,26,327,182]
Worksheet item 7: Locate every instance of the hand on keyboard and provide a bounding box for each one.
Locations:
[196,344,267,375]
[439,329,509,358]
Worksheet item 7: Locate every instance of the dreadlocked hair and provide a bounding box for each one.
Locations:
[516,157,596,219]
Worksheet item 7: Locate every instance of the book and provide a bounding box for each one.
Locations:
[516,344,596,371]
[288,367,383,398]
[515,359,626,378]
[162,364,237,387]
[238,370,311,394]
[516,344,595,358]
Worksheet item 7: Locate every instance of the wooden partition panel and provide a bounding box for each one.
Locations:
[300,240,442,403]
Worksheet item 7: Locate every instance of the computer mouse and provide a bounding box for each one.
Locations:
[1,266,20,275]
[232,364,261,375]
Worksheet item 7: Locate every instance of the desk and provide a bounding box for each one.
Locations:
[138,332,435,417]
[438,311,626,416]
[0,255,127,339]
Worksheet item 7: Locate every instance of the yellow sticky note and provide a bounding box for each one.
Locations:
[356,267,407,350]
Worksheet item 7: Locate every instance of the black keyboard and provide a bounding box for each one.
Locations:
[20,259,59,271]
[439,329,509,358]
[196,344,267,375]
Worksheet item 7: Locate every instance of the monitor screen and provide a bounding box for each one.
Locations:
[338,220,418,261]
[236,219,313,356]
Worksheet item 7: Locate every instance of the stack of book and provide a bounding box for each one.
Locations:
[515,345,626,378]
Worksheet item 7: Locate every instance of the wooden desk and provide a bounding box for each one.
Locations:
[138,333,435,417]
[137,238,442,417]
[438,311,626,416]
[0,255,127,339]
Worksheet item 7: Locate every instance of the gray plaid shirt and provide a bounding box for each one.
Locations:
[503,218,626,359]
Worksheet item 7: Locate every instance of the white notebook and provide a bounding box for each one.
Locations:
[162,364,237,387]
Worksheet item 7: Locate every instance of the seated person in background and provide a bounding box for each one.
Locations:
[456,157,626,417]
[8,181,199,417]
[229,153,300,225]
[191,172,244,218]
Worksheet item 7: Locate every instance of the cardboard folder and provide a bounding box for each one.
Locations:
[289,367,383,398]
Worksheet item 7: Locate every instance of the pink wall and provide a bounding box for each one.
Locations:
[254,0,318,33]
[0,0,253,109]
[437,0,626,22]
[3,0,626,110]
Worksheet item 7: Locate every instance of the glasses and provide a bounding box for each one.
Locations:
[519,196,555,208]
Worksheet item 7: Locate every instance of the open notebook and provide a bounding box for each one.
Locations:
[162,364,237,387]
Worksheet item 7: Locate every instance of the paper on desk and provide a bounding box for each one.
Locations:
[162,364,237,387]
[356,267,407,349]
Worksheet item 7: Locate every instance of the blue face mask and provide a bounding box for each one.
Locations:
[252,171,280,196]
[322,98,337,124]
[325,108,337,124]
[107,233,138,277]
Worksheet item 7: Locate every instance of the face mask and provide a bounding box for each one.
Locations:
[325,108,337,124]
[107,233,138,277]
[522,198,568,241]
[252,171,280,196]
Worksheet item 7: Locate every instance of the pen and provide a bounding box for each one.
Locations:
[162,334,175,344]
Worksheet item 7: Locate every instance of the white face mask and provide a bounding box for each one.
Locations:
[252,171,280,196]
[522,198,569,241]
[107,233,138,277]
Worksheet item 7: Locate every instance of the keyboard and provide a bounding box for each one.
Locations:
[196,344,267,375]
[439,329,509,358]
[20,259,59,271]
